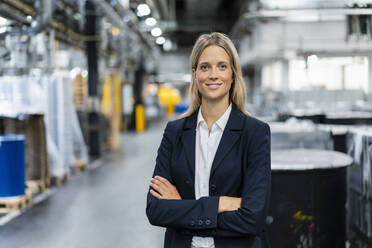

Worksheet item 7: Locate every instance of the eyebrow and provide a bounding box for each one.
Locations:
[198,61,229,64]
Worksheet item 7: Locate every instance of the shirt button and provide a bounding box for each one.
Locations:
[190,220,195,226]
[198,220,203,226]
[211,184,216,191]
[185,180,190,185]
[205,219,211,225]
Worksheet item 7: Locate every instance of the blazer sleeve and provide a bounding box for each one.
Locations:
[177,122,271,238]
[216,122,271,236]
[146,121,220,230]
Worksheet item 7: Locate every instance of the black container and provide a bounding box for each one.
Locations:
[267,149,352,248]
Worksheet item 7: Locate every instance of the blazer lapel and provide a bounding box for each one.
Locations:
[181,111,198,177]
[210,104,245,177]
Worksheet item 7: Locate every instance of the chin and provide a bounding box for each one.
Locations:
[201,92,229,102]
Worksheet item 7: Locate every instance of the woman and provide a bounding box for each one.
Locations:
[146,32,271,248]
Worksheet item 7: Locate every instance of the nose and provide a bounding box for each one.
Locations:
[208,67,218,80]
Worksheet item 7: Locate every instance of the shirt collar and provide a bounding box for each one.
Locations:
[197,103,232,131]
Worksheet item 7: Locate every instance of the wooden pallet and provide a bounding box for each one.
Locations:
[0,194,32,213]
[26,180,48,195]
[50,174,71,187]
[70,159,88,174]
[73,74,88,108]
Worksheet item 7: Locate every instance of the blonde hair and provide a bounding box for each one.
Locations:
[182,32,248,117]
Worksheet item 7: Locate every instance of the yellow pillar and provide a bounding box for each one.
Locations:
[135,104,146,133]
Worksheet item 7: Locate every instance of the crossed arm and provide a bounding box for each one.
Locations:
[146,121,271,237]
[149,176,242,213]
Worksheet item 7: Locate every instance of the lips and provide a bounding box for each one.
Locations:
[206,83,222,90]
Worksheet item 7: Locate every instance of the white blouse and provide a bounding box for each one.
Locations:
[191,103,232,248]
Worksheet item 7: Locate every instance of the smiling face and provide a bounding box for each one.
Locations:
[193,45,234,104]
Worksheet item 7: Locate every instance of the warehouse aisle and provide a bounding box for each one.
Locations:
[0,121,168,248]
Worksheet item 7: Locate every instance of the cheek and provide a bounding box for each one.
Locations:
[196,73,208,84]
[223,72,233,85]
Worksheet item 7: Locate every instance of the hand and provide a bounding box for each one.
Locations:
[150,176,182,200]
[218,196,242,213]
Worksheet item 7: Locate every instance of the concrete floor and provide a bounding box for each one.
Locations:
[0,121,167,248]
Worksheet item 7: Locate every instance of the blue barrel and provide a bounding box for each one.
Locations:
[0,134,25,197]
[175,104,189,114]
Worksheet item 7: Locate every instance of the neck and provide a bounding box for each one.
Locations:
[200,96,230,130]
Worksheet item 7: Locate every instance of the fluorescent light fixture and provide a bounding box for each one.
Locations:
[145,17,157,26]
[137,4,151,17]
[156,36,165,45]
[151,27,162,37]
[0,27,6,34]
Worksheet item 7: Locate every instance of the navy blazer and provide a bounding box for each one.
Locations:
[146,104,271,248]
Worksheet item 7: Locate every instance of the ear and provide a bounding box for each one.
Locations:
[192,68,196,81]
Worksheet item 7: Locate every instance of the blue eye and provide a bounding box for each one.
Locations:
[200,65,208,71]
[219,64,227,70]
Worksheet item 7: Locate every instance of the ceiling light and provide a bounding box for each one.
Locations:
[137,4,151,17]
[151,27,162,37]
[156,37,165,45]
[145,17,157,26]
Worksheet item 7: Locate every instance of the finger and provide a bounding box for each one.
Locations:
[152,178,170,191]
[151,178,164,185]
[151,180,169,195]
[151,178,167,190]
[150,183,162,194]
[150,189,162,199]
[155,176,173,188]
[155,176,169,184]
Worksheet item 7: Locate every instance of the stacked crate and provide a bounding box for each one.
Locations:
[73,73,88,110]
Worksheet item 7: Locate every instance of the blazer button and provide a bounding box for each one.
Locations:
[211,184,216,191]
[198,220,203,226]
[185,180,190,185]
[205,219,211,225]
[190,220,195,226]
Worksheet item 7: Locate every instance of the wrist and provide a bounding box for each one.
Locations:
[218,196,226,213]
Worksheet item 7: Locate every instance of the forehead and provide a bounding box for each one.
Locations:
[198,45,230,63]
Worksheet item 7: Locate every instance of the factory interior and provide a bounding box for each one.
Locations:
[0,0,372,247]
